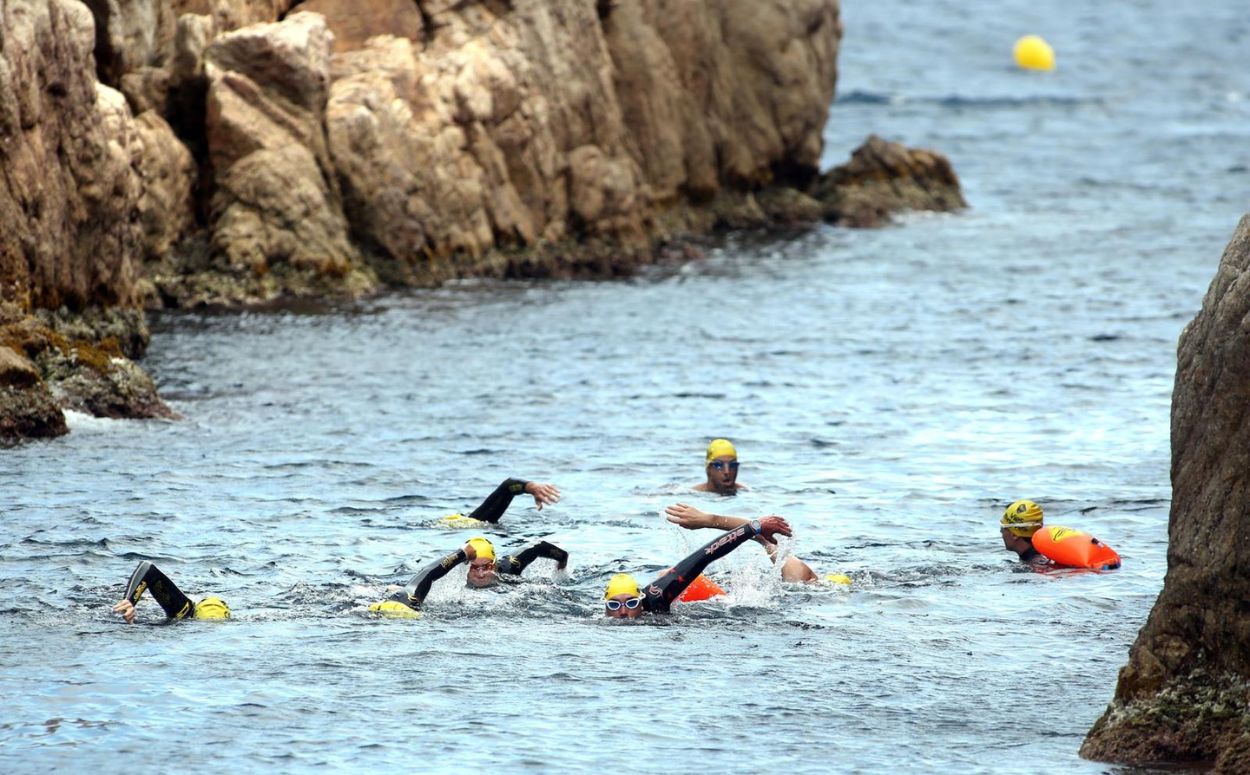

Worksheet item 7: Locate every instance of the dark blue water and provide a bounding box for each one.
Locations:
[3,1,1247,772]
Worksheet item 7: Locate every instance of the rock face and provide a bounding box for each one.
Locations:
[0,1,174,442]
[1081,215,1250,773]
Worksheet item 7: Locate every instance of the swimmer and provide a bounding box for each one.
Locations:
[111,560,230,623]
[1000,499,1047,563]
[665,503,820,582]
[1000,499,1121,570]
[693,438,746,495]
[602,515,792,618]
[442,477,561,524]
[372,536,569,615]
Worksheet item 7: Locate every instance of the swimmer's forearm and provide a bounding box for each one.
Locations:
[406,549,468,604]
[503,541,569,574]
[710,514,750,531]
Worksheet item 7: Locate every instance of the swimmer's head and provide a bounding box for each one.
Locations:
[603,573,643,618]
[706,438,737,463]
[1001,500,1044,537]
[705,439,739,493]
[192,597,230,620]
[466,537,497,588]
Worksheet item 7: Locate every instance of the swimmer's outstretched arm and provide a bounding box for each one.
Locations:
[643,516,792,612]
[112,561,195,623]
[396,544,475,608]
[499,540,569,576]
[465,478,562,523]
[666,504,819,583]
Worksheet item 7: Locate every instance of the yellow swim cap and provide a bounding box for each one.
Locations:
[824,573,853,586]
[193,597,230,620]
[706,438,737,463]
[467,537,495,562]
[1001,500,1044,537]
[369,600,423,619]
[438,513,485,529]
[604,573,640,599]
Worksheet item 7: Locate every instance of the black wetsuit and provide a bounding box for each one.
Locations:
[638,519,763,613]
[123,560,197,620]
[461,478,531,523]
[387,540,569,610]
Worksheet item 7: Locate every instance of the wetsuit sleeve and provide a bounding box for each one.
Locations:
[499,541,569,576]
[642,520,761,613]
[464,478,530,523]
[390,549,468,609]
[124,560,195,620]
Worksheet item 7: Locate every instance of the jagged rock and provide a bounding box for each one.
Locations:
[82,0,179,87]
[183,11,373,304]
[1081,214,1250,771]
[200,0,297,33]
[0,303,170,439]
[0,345,39,388]
[299,0,424,52]
[208,143,372,299]
[817,134,967,227]
[0,0,143,310]
[39,343,174,420]
[93,86,197,300]
[604,0,842,199]
[0,382,67,444]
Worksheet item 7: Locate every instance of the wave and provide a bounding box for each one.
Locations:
[836,89,1100,110]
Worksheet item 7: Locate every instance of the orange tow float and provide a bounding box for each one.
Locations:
[678,574,726,602]
[1032,526,1121,570]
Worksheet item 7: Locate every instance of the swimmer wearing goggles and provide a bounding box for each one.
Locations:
[602,516,792,619]
[694,439,746,495]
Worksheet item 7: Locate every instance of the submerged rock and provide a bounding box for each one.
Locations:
[1081,214,1250,772]
[816,134,967,227]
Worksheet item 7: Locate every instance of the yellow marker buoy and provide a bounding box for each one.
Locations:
[1013,35,1055,71]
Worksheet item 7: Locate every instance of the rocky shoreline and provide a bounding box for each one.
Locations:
[1080,214,1250,774]
[0,0,965,444]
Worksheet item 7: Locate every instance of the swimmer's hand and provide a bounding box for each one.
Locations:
[463,542,478,561]
[756,516,792,542]
[525,481,561,510]
[664,503,716,529]
[112,599,136,624]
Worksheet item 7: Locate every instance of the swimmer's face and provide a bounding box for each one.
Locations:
[1000,527,1034,554]
[706,456,739,492]
[604,593,644,619]
[467,560,497,588]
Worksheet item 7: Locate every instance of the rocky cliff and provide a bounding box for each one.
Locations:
[1081,215,1250,772]
[0,0,965,444]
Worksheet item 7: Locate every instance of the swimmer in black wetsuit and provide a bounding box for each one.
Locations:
[447,477,561,522]
[371,536,569,615]
[602,515,792,618]
[111,560,230,623]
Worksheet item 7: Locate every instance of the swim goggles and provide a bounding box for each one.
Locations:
[709,461,739,471]
[604,597,643,611]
